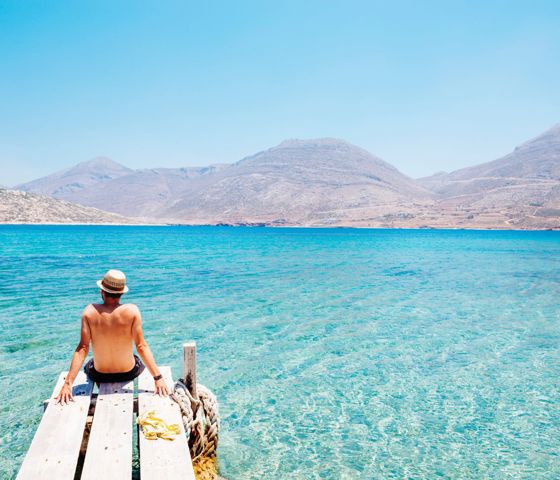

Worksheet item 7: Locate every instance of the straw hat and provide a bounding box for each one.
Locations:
[97,269,129,294]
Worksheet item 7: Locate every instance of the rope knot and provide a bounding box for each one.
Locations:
[171,379,220,461]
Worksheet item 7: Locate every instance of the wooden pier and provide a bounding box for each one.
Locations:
[17,344,198,480]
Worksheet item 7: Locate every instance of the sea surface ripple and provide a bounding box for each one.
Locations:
[0,226,559,479]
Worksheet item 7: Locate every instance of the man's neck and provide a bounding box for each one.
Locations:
[103,300,120,307]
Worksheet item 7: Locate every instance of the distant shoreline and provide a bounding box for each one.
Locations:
[1,222,559,232]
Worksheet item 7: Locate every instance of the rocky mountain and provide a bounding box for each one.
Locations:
[162,138,433,225]
[419,124,560,194]
[17,157,134,197]
[12,128,560,229]
[418,124,560,228]
[16,139,433,224]
[0,189,138,224]
[17,159,226,217]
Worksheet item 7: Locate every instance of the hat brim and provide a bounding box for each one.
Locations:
[97,279,129,294]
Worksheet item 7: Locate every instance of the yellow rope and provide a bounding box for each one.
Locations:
[137,410,181,441]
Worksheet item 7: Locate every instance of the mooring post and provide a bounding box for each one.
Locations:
[183,341,198,400]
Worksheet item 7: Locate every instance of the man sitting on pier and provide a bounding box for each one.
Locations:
[55,269,169,404]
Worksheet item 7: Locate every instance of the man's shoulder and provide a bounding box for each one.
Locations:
[120,303,141,316]
[82,304,97,317]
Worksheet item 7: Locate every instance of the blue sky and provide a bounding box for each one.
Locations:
[1,0,559,185]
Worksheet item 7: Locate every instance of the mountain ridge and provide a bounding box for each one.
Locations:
[159,138,433,225]
[16,156,134,197]
[16,138,432,222]
[418,124,560,195]
[12,128,560,229]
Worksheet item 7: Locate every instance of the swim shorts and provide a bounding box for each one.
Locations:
[84,354,145,383]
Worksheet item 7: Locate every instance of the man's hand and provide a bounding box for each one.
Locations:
[55,382,74,405]
[154,378,169,396]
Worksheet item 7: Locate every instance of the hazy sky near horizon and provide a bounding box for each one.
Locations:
[1,0,559,186]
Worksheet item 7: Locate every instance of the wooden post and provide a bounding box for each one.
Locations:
[183,341,198,400]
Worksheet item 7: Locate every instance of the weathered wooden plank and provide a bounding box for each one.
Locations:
[138,366,195,479]
[80,379,134,480]
[17,371,93,480]
[183,341,198,399]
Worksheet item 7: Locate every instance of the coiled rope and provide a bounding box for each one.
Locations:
[171,379,220,462]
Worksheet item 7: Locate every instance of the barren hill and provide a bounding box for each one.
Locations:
[13,129,560,229]
[417,125,560,228]
[16,139,433,224]
[0,189,137,224]
[419,124,560,195]
[162,138,433,225]
[17,157,134,197]
[17,159,226,217]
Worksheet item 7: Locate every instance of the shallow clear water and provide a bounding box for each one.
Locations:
[0,226,559,479]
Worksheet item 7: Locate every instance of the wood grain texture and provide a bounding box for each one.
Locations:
[138,366,195,480]
[80,379,134,480]
[183,342,197,398]
[16,371,93,480]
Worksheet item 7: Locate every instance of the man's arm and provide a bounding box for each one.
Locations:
[131,306,169,396]
[55,309,91,405]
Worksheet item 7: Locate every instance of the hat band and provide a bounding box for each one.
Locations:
[102,280,126,291]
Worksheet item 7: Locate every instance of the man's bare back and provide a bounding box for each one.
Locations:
[55,269,169,404]
[86,302,138,373]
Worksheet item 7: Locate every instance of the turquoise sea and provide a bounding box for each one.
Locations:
[0,226,559,479]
